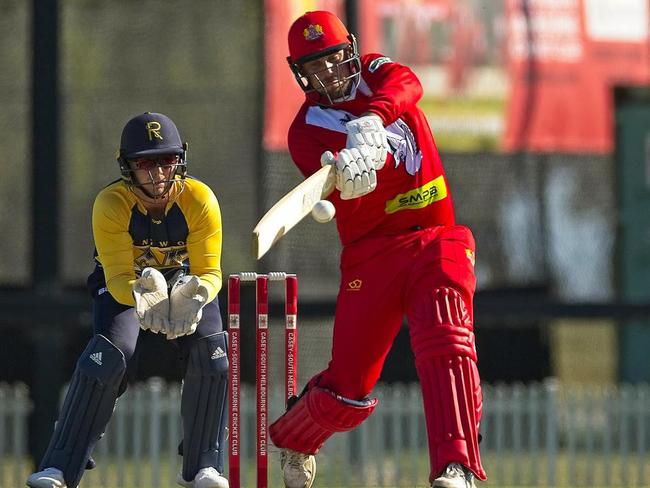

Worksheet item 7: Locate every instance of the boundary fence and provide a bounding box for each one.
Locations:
[2,380,650,487]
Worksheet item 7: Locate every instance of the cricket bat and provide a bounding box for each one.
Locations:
[252,164,336,260]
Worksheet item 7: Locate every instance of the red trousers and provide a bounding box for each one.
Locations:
[317,225,486,480]
[320,225,475,396]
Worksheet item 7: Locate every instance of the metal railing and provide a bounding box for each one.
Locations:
[0,382,31,488]
[3,380,650,487]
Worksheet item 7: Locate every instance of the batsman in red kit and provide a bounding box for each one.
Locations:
[268,10,487,488]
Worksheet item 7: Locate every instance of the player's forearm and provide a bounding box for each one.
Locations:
[365,66,423,125]
[96,246,137,305]
[196,271,222,303]
[106,274,137,306]
[187,230,222,303]
[289,133,329,178]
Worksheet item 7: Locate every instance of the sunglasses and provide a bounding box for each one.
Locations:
[131,155,180,171]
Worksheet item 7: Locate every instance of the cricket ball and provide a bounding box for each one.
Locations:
[311,200,336,223]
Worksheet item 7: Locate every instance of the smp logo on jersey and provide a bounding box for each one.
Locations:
[368,56,392,73]
[347,279,362,291]
[384,176,448,214]
[146,121,163,141]
[303,24,323,41]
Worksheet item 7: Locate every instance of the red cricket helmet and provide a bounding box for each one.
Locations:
[287,10,361,105]
[288,10,351,64]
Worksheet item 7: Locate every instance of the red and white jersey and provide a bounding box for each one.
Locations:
[288,53,455,246]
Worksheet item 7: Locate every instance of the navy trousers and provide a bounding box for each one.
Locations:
[92,289,223,394]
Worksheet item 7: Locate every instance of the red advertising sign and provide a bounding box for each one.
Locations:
[264,0,650,154]
[263,0,344,151]
[503,0,650,153]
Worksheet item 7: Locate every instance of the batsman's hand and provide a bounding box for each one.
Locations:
[321,147,377,200]
[345,114,388,170]
[132,267,170,334]
[167,274,209,339]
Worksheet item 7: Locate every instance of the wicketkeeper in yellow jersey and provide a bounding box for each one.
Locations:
[27,113,229,488]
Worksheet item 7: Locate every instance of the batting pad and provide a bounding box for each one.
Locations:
[409,287,486,481]
[40,334,126,488]
[181,331,229,481]
[269,386,377,454]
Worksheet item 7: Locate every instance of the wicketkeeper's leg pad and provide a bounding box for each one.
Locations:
[409,287,486,481]
[181,331,229,482]
[269,386,378,454]
[40,334,126,488]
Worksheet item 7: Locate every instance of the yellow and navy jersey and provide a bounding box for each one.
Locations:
[87,177,222,306]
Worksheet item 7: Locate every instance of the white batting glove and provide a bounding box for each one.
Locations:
[345,114,388,170]
[132,267,170,334]
[321,148,377,200]
[167,275,209,339]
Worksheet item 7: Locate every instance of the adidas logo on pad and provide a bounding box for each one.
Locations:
[211,347,226,360]
[90,352,103,366]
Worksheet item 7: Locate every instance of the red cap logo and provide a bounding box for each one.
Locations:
[303,24,323,41]
[288,11,350,63]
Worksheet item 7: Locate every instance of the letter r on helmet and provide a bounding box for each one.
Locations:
[146,121,163,141]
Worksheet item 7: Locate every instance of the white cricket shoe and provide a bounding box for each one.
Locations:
[431,462,476,488]
[280,449,316,488]
[177,467,229,488]
[26,467,66,488]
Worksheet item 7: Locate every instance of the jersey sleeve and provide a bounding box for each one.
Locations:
[288,107,348,208]
[361,53,424,126]
[287,107,331,178]
[183,182,223,302]
[92,190,137,306]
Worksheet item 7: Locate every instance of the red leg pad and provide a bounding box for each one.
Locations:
[269,386,378,454]
[410,287,486,481]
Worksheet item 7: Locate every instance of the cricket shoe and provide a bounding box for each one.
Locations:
[177,467,229,488]
[26,467,66,488]
[280,449,316,488]
[431,462,476,488]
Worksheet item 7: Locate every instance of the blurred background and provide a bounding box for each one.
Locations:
[1,0,650,486]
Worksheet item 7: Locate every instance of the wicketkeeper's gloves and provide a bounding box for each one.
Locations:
[167,274,209,339]
[132,267,170,333]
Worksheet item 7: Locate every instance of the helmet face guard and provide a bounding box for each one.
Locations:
[117,112,188,200]
[117,146,188,200]
[288,34,362,105]
[287,11,361,105]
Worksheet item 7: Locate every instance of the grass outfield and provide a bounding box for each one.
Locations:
[7,451,650,487]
